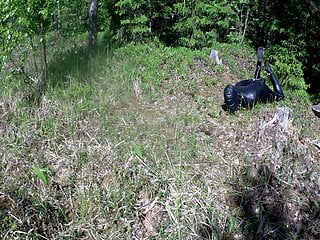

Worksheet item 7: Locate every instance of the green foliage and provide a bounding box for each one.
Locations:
[132,142,144,159]
[248,0,320,91]
[0,0,54,52]
[0,0,90,88]
[208,103,219,118]
[32,166,49,185]
[111,0,249,47]
[1,0,319,93]
[267,42,309,99]
[115,0,153,41]
[53,0,88,36]
[0,0,55,92]
[172,0,240,48]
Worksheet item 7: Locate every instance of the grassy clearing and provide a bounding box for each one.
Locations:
[1,41,319,239]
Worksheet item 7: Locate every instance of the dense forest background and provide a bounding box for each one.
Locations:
[0,0,319,94]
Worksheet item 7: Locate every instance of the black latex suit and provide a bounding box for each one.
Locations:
[224,47,284,113]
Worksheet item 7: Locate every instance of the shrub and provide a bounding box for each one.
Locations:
[267,41,309,99]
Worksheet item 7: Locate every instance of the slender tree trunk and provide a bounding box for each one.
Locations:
[57,0,62,31]
[239,4,244,36]
[89,0,98,58]
[42,34,48,84]
[41,22,48,91]
[240,7,250,45]
[30,36,39,79]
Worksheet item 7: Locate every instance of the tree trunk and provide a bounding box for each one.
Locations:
[89,0,98,58]
[41,22,48,92]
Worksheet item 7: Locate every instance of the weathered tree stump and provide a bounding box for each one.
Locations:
[209,50,222,65]
[274,107,293,160]
[259,107,293,170]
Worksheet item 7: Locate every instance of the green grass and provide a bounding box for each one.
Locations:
[0,40,319,239]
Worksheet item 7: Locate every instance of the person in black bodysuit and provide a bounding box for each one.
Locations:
[224,47,284,113]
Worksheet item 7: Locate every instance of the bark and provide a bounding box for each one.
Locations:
[260,106,293,170]
[89,0,98,58]
[40,22,48,92]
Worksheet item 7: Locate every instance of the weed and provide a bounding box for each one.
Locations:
[32,166,49,186]
[208,103,220,118]
[203,76,216,86]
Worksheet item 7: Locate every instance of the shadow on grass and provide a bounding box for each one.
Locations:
[0,186,69,238]
[48,31,121,89]
[48,45,91,89]
[196,214,224,240]
[229,165,320,240]
[26,33,120,105]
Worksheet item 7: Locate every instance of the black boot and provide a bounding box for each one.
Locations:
[265,60,273,74]
[265,61,284,99]
[312,104,320,118]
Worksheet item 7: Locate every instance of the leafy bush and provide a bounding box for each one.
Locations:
[112,0,249,47]
[267,42,309,99]
[172,0,241,48]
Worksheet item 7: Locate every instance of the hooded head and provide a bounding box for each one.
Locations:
[224,85,240,113]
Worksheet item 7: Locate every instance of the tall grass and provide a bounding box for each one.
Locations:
[0,40,319,239]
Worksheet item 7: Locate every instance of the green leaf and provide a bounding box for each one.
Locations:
[228,214,237,233]
[32,166,49,185]
[132,142,143,158]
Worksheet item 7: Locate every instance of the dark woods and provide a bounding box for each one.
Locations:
[247,0,320,92]
[102,0,319,92]
[1,0,319,92]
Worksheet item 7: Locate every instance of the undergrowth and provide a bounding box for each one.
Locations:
[0,40,319,239]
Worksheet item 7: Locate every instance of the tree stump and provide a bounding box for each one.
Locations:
[274,107,293,161]
[259,107,293,170]
[209,50,222,65]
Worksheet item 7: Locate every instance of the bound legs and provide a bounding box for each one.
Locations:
[265,61,284,99]
[254,47,263,79]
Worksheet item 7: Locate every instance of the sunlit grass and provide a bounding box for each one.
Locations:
[0,40,319,239]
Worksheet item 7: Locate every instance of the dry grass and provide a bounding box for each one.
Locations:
[0,43,319,239]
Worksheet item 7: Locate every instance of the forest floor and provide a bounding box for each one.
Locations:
[0,41,320,239]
